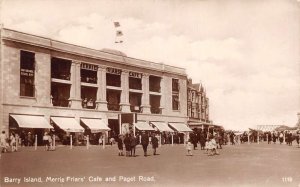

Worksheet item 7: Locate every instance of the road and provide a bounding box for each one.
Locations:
[1,142,300,187]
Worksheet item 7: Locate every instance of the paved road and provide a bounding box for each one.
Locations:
[1,142,300,187]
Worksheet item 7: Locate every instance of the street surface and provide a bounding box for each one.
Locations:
[1,142,300,187]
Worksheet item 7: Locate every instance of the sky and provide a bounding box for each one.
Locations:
[1,0,299,130]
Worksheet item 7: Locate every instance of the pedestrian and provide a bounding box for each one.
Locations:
[130,134,137,157]
[99,135,103,146]
[279,132,284,144]
[186,139,193,156]
[141,131,149,157]
[0,131,9,154]
[117,134,124,156]
[199,132,206,150]
[151,133,159,155]
[10,132,17,152]
[43,132,50,151]
[123,133,131,157]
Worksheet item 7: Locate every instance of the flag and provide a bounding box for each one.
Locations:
[114,22,120,27]
[116,30,123,36]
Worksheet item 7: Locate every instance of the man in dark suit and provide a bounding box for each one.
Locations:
[141,131,149,157]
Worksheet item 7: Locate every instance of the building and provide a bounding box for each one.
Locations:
[186,79,211,130]
[0,28,189,142]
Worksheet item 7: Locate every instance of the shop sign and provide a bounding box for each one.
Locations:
[106,67,122,75]
[81,63,98,71]
[20,69,34,77]
[129,71,142,79]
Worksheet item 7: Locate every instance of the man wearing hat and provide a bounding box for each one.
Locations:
[141,131,149,157]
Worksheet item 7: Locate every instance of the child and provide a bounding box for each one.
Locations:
[204,139,209,154]
[186,139,193,156]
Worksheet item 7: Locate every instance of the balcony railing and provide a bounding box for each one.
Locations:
[81,77,97,84]
[130,105,142,113]
[52,99,69,107]
[151,107,161,114]
[51,73,71,81]
[107,104,121,111]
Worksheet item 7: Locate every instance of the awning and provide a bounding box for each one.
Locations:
[51,117,84,133]
[169,123,193,132]
[81,118,110,133]
[134,122,155,131]
[151,122,174,132]
[10,115,53,129]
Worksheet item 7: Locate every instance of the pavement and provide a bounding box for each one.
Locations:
[1,142,300,187]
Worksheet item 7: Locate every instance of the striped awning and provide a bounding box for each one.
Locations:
[81,118,110,132]
[134,122,155,131]
[169,123,193,132]
[151,122,174,132]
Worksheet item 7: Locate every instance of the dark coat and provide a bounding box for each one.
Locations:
[117,138,123,150]
[151,136,159,148]
[141,134,149,146]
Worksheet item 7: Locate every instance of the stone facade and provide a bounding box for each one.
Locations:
[0,28,188,133]
[187,78,210,129]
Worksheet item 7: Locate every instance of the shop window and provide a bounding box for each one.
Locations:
[51,57,71,80]
[149,76,161,92]
[20,51,35,97]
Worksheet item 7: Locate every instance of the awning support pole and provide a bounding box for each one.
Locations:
[70,135,73,149]
[103,133,105,149]
[159,134,162,147]
[35,135,37,150]
[87,135,89,150]
[53,135,56,150]
[16,137,18,151]
[248,132,250,144]
[171,134,174,146]
[257,132,259,144]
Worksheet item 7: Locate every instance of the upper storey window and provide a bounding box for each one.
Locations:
[20,51,35,97]
[106,67,121,87]
[149,75,161,92]
[51,57,71,80]
[129,72,142,90]
[81,63,97,84]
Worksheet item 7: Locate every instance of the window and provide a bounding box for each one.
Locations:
[149,76,161,92]
[81,63,98,84]
[172,79,179,92]
[20,51,35,97]
[129,77,142,90]
[51,57,71,80]
[172,78,180,110]
[172,94,179,110]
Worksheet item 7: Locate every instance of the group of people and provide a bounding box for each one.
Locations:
[187,134,220,156]
[266,131,300,146]
[0,131,17,154]
[116,131,159,157]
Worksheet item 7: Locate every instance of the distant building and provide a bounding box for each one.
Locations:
[187,78,211,130]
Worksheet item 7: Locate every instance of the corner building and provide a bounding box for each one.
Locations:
[0,28,188,138]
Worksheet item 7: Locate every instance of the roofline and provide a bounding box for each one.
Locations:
[1,28,187,75]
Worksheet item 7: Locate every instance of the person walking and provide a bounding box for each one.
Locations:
[141,131,149,157]
[151,133,159,155]
[117,134,124,156]
[1,131,8,153]
[279,132,284,144]
[10,133,17,152]
[43,132,50,151]
[186,139,193,156]
[130,134,137,157]
[123,133,131,157]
